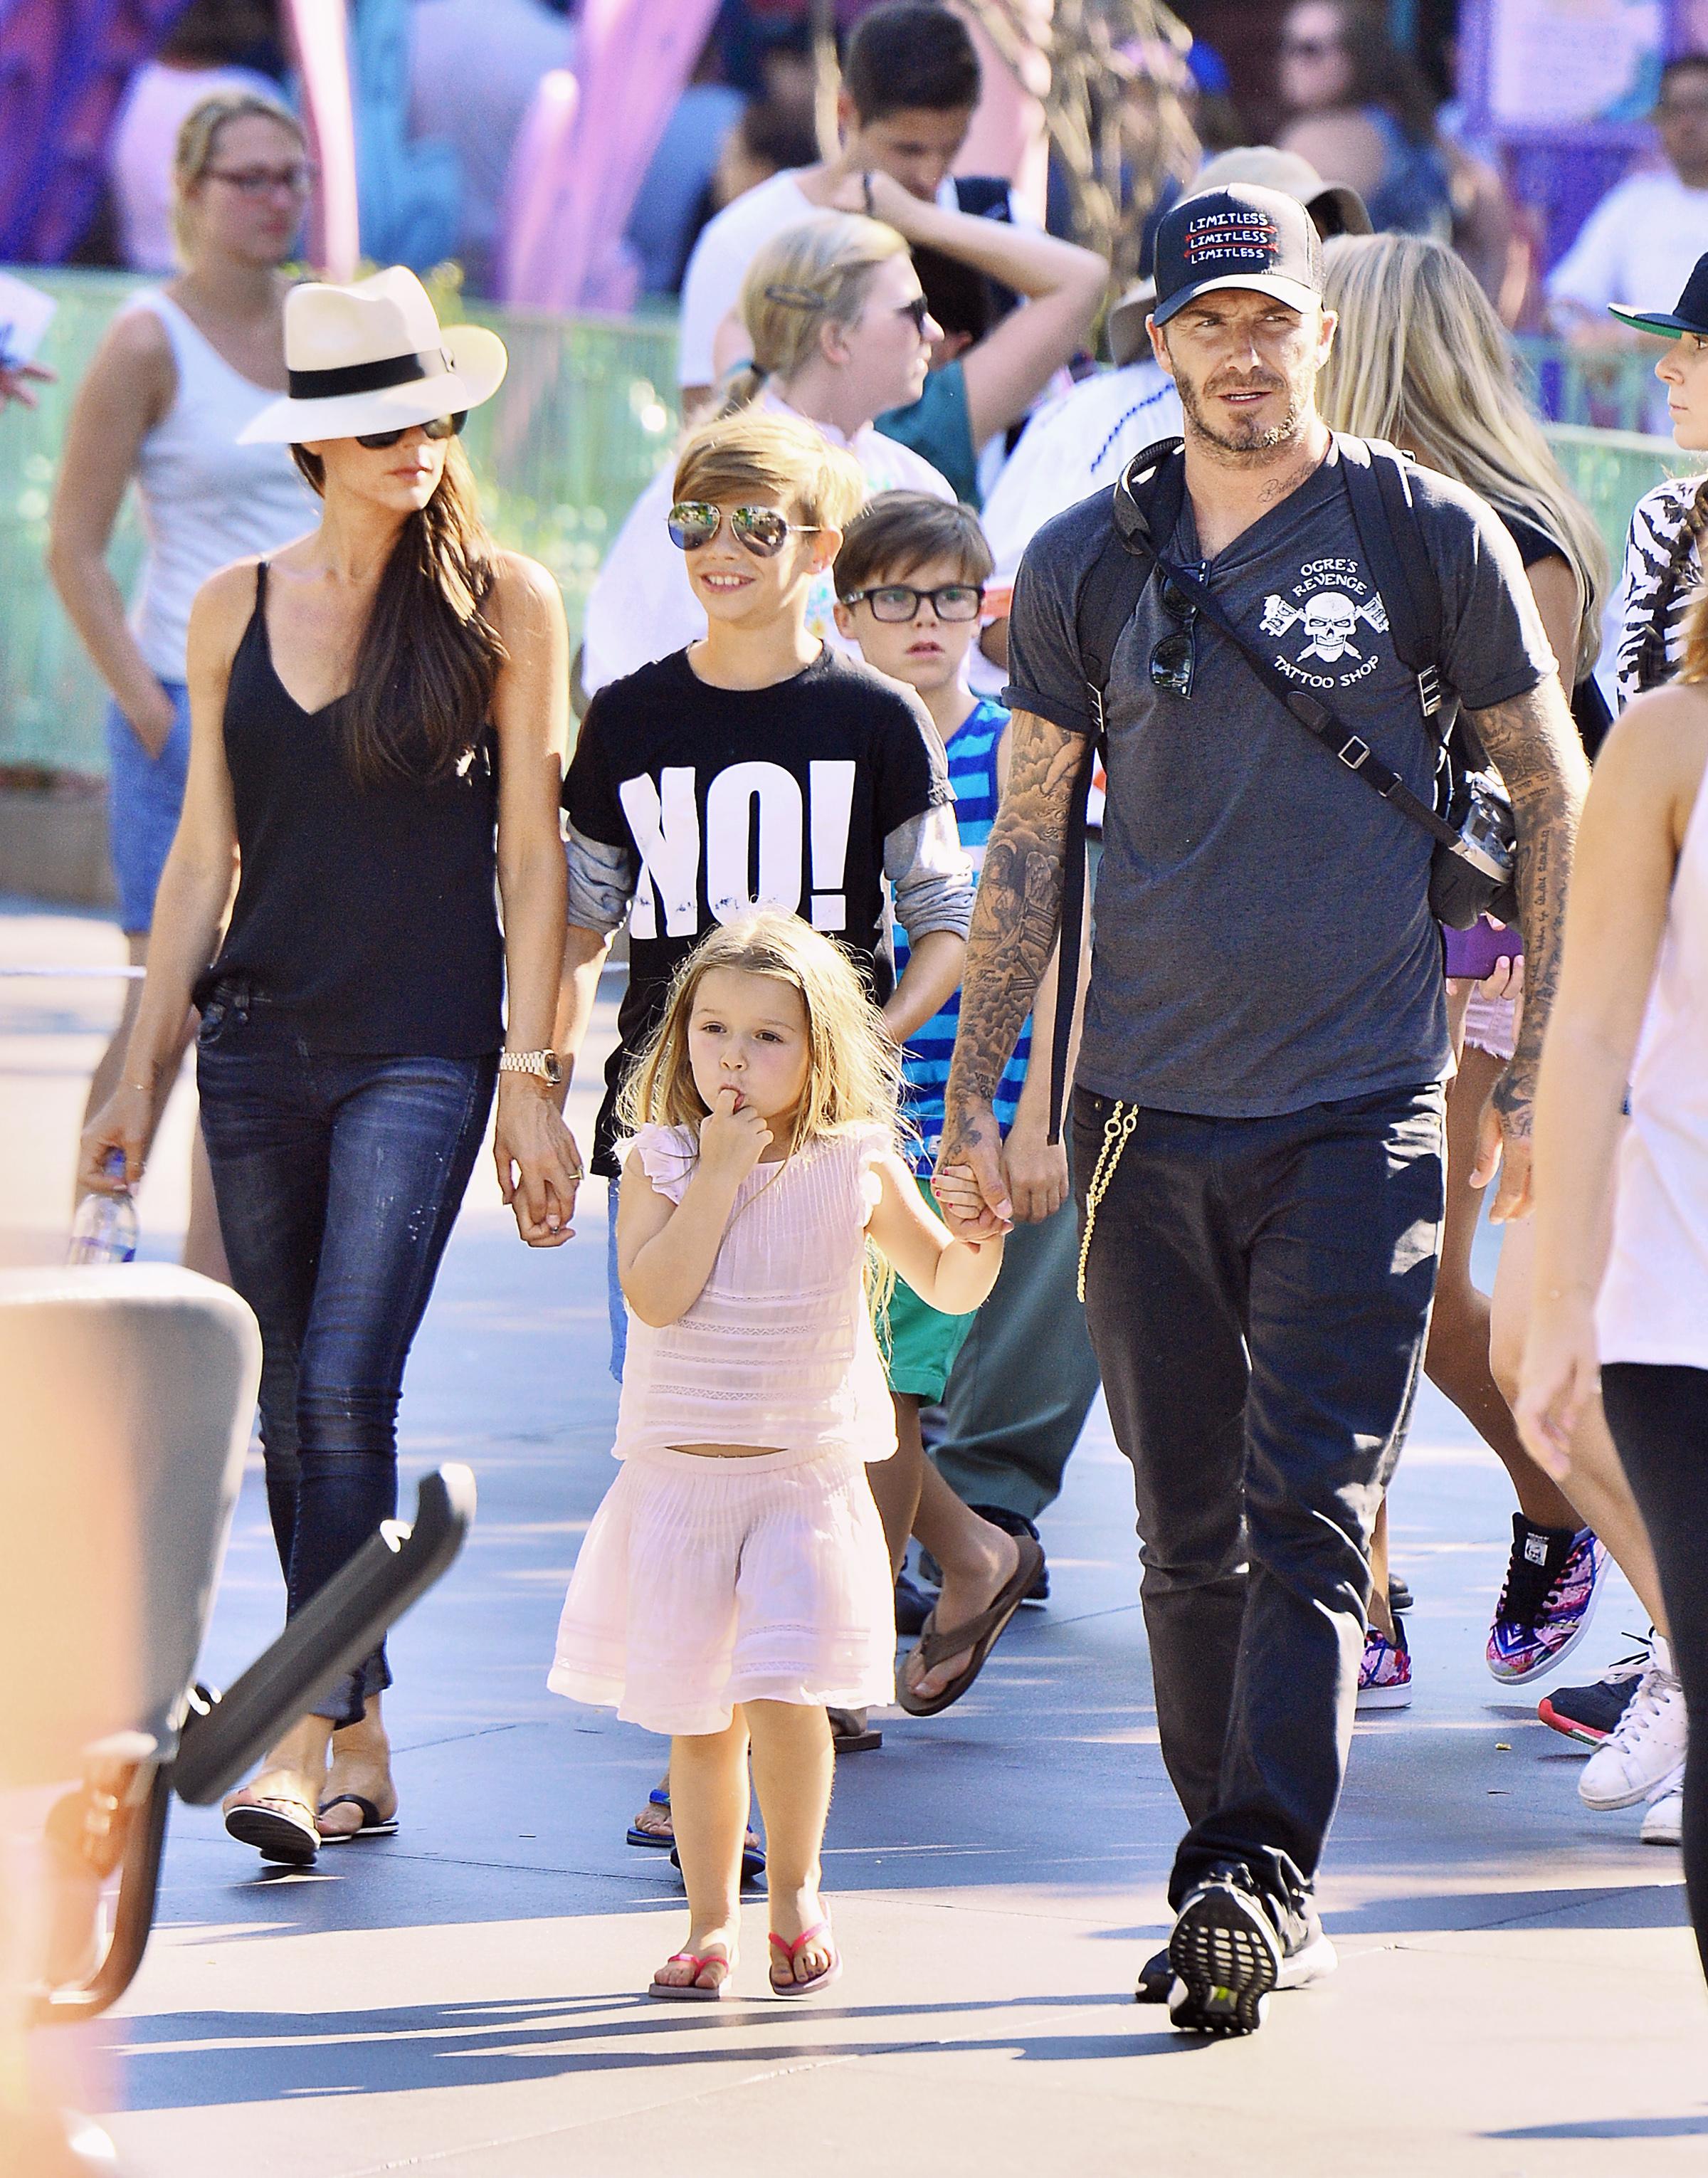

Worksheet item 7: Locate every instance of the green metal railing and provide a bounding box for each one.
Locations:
[1,270,681,778]
[0,270,1692,780]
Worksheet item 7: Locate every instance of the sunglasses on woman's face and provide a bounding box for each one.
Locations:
[667,502,820,557]
[897,295,932,335]
[354,411,467,451]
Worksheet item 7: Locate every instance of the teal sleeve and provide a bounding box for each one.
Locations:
[875,361,979,506]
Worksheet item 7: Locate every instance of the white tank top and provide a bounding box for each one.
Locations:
[125,290,315,682]
[614,1122,897,1463]
[1598,759,1708,1367]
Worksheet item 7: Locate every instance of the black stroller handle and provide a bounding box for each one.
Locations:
[174,1463,476,1804]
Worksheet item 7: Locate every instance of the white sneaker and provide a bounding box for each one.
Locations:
[1640,1785,1685,1847]
[1578,1641,1687,1811]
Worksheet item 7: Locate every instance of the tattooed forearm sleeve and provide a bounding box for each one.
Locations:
[945,710,1085,1115]
[1465,676,1589,1123]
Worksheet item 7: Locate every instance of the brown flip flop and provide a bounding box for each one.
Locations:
[896,1535,1045,1717]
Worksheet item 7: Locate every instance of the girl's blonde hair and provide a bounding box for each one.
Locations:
[172,90,305,258]
[723,213,911,412]
[619,912,905,1156]
[1319,233,1608,681]
[1675,584,1708,685]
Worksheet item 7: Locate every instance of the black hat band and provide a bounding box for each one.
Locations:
[286,347,450,400]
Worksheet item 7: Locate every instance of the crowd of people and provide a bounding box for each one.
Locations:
[11,0,1708,2041]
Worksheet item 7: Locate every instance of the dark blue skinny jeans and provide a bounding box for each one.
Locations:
[197,994,496,1725]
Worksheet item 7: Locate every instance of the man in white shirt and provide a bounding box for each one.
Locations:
[1549,53,1708,375]
[677,1,1016,408]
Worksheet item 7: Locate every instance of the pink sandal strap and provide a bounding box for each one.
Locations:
[768,1919,832,1960]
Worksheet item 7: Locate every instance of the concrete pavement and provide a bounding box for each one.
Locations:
[4,898,1704,2177]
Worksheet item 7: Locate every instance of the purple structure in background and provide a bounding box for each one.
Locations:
[0,0,191,261]
[1456,0,1688,269]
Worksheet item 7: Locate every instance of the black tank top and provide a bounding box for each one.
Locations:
[198,562,504,1056]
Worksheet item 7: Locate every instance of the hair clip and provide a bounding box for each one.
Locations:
[762,284,827,310]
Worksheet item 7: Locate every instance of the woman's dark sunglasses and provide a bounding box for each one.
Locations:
[667,502,821,557]
[355,411,467,451]
[1150,564,1207,700]
[841,582,984,623]
[898,295,932,335]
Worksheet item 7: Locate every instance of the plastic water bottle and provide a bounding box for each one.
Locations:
[68,1150,139,1265]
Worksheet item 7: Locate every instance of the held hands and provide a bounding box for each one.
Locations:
[697,1084,772,1188]
[493,1076,584,1246]
[78,1083,155,1196]
[931,1162,1009,1247]
[932,1102,1014,1240]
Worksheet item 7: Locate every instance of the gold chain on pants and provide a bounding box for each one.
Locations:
[1077,1100,1139,1303]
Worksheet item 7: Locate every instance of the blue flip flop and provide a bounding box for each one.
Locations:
[626,1787,674,1850]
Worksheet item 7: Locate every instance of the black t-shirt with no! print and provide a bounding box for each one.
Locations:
[564,645,954,1175]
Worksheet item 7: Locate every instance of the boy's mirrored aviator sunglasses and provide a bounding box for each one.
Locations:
[354,411,467,451]
[668,502,821,557]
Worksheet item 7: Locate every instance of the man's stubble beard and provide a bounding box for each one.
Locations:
[1174,365,1308,459]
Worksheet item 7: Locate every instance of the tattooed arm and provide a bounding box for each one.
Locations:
[1463,674,1590,1221]
[936,709,1086,1233]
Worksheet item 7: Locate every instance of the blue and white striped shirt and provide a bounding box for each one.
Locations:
[895,698,1031,1176]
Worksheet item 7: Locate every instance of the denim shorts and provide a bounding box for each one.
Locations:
[105,681,191,935]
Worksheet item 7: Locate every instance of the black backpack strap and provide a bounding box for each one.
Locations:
[1043,440,1187,1144]
[1337,433,1449,725]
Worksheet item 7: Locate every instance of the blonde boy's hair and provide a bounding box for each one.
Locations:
[619,911,905,1157]
[673,409,866,536]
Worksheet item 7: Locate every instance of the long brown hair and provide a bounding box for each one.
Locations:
[290,437,507,788]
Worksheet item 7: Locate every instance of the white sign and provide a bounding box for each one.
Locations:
[1490,0,1665,129]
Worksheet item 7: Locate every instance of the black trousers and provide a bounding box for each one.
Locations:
[1601,1362,1708,1984]
[1071,1081,1445,1907]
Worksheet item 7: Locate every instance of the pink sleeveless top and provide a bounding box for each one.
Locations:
[615,1122,897,1463]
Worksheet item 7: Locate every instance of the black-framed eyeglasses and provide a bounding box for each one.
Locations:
[205,163,317,197]
[1149,561,1207,699]
[354,411,466,451]
[897,295,932,335]
[840,582,985,623]
[667,502,819,557]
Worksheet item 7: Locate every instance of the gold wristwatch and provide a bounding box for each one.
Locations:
[499,1048,564,1087]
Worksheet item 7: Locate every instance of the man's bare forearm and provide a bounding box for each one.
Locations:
[1467,678,1588,1120]
[945,710,1083,1118]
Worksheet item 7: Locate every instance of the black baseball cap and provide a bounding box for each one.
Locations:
[1608,251,1708,339]
[1152,184,1325,328]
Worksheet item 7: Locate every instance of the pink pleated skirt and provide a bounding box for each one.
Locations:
[548,1441,896,1736]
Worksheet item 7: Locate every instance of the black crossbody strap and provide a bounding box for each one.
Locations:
[1156,549,1464,849]
[1337,433,1462,744]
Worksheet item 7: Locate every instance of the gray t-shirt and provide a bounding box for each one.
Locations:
[1004,438,1552,1117]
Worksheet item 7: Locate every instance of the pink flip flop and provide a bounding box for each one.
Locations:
[768,1920,841,1997]
[648,1950,735,2001]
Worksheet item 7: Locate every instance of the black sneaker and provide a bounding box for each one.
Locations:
[918,1509,1050,1604]
[1537,1641,1651,1746]
[1388,1571,1414,1615]
[1166,1866,1281,2036]
[1164,1864,1336,2035]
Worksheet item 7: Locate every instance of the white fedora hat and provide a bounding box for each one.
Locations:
[238,266,507,445]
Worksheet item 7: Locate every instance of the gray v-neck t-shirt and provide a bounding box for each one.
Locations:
[1004,438,1552,1118]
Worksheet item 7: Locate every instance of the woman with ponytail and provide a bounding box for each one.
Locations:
[79,270,584,1867]
[583,213,955,695]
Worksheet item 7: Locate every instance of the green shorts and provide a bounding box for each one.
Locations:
[880,1176,976,1400]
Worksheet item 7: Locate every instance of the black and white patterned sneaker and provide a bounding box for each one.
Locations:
[1166,1865,1282,2036]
